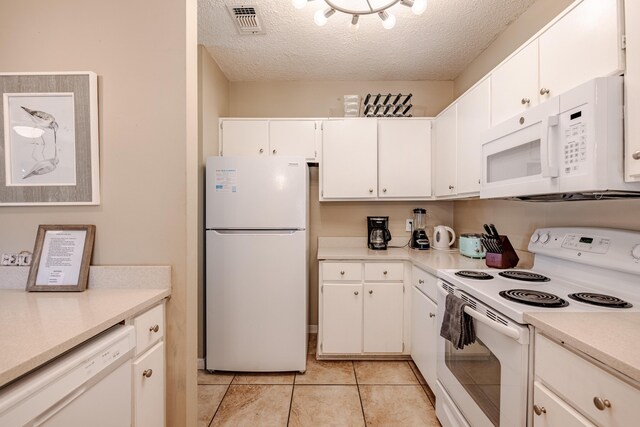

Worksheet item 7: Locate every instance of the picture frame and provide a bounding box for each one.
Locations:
[0,72,100,205]
[26,224,96,292]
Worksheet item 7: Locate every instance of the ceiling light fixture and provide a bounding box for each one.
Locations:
[293,0,427,31]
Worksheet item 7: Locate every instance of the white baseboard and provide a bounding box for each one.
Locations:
[308,325,318,333]
[197,358,205,370]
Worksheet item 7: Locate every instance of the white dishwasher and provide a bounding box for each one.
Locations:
[0,324,135,427]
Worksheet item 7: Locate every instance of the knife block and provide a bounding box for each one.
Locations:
[485,235,519,269]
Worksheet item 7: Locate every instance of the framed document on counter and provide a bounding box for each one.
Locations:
[27,224,96,292]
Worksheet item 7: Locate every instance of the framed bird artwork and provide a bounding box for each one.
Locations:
[0,72,100,205]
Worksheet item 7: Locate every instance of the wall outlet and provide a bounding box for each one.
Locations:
[406,219,413,232]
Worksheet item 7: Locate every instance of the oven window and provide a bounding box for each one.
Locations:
[445,338,501,426]
[487,139,541,183]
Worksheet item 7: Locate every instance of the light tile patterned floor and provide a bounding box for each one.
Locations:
[198,334,441,427]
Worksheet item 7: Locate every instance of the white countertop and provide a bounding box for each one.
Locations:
[0,266,171,388]
[317,237,491,274]
[524,312,640,383]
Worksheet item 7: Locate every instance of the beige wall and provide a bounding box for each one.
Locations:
[198,47,229,357]
[0,1,197,425]
[454,0,574,97]
[229,80,454,118]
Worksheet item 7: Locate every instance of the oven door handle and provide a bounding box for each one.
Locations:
[463,306,521,341]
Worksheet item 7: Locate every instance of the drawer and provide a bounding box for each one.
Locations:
[532,381,595,427]
[322,262,362,281]
[412,265,438,302]
[134,341,165,427]
[364,262,403,281]
[535,333,640,426]
[134,304,164,356]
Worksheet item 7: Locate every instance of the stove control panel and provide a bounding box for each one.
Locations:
[561,234,610,254]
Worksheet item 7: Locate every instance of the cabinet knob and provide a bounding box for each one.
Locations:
[593,397,611,411]
[521,97,530,105]
[369,188,373,193]
[354,291,359,296]
[418,279,424,284]
[259,148,264,154]
[369,290,373,294]
[383,188,387,193]
[633,150,640,160]
[429,313,436,318]
[533,404,546,416]
[272,149,277,154]
[340,270,345,275]
[540,87,550,95]
[149,324,160,333]
[143,369,153,378]
[448,185,454,190]
[383,270,388,275]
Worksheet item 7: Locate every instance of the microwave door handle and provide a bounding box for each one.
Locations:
[541,114,560,178]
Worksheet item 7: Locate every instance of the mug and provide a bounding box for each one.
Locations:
[433,225,456,250]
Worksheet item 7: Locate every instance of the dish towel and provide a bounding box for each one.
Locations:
[439,293,476,350]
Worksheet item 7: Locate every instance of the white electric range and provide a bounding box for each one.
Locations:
[434,227,640,427]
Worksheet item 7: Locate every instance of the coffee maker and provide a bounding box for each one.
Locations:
[367,216,391,250]
[411,208,430,250]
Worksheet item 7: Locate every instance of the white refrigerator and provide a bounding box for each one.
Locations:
[205,156,308,372]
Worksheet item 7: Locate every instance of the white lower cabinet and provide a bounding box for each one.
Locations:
[132,303,166,427]
[533,332,640,427]
[319,261,407,356]
[410,286,437,388]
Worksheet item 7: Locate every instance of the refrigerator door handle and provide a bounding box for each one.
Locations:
[211,229,303,235]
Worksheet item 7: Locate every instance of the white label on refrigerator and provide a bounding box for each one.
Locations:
[215,169,237,193]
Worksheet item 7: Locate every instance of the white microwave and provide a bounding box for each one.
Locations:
[481,76,640,200]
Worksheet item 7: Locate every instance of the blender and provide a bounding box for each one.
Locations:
[411,208,430,250]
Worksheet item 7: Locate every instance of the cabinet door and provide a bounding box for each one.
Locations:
[321,119,378,199]
[456,78,491,195]
[491,40,539,126]
[434,105,458,197]
[220,120,269,156]
[539,0,622,101]
[269,120,317,160]
[363,283,403,353]
[624,0,640,180]
[321,283,362,354]
[133,341,165,427]
[378,119,432,198]
[411,287,437,388]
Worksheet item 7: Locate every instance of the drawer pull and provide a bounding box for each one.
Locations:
[533,405,546,416]
[593,397,611,411]
[633,150,640,160]
[540,87,550,95]
[369,188,374,193]
[521,97,530,105]
[149,324,160,333]
[272,149,277,154]
[354,291,359,296]
[259,148,264,154]
[429,313,435,318]
[143,369,153,378]
[369,290,373,295]
[383,271,388,275]
[340,270,345,275]
[418,279,424,284]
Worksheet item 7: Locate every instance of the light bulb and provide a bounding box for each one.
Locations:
[349,15,359,32]
[292,0,307,10]
[412,0,427,15]
[314,8,334,26]
[379,11,396,30]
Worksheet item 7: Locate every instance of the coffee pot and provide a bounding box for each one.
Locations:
[433,225,456,250]
[367,216,391,250]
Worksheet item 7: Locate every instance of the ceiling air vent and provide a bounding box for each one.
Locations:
[227,3,265,35]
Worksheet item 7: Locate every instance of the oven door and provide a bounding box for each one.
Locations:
[436,281,530,427]
[481,96,560,199]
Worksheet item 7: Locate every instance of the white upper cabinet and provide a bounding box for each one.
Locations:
[434,105,457,197]
[625,0,640,180]
[491,40,539,126]
[321,119,378,199]
[538,0,623,101]
[378,119,432,198]
[456,78,491,195]
[220,120,269,156]
[269,120,317,159]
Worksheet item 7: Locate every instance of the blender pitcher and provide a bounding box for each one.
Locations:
[411,208,430,250]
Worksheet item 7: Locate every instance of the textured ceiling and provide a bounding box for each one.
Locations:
[198,0,537,82]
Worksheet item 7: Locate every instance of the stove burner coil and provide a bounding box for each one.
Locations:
[498,270,551,282]
[455,270,494,280]
[568,292,633,308]
[499,289,569,307]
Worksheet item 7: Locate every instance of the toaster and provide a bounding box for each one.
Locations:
[459,233,486,259]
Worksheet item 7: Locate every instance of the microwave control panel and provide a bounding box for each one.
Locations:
[562,110,587,175]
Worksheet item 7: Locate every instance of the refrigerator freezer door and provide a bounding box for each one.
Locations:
[206,156,307,229]
[205,229,307,372]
